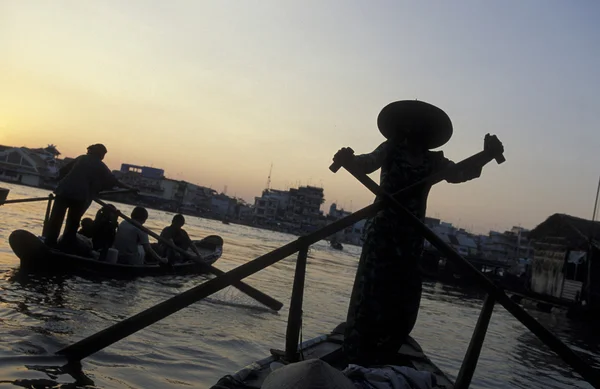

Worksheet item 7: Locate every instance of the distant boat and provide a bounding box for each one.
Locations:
[330,240,343,250]
[9,230,223,279]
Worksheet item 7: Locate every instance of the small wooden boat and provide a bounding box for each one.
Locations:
[330,240,343,250]
[9,229,223,279]
[211,322,454,388]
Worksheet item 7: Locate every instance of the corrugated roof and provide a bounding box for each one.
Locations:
[529,214,600,249]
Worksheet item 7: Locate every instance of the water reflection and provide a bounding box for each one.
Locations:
[0,359,94,388]
[6,271,68,310]
[512,331,592,388]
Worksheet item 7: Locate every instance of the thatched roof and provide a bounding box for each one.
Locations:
[529,214,600,250]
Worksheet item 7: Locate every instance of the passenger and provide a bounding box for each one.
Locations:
[112,207,167,265]
[336,100,504,366]
[159,214,202,262]
[78,218,94,239]
[44,144,134,248]
[92,204,119,258]
[71,217,94,257]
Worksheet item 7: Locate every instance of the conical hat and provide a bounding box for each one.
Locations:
[262,359,355,389]
[377,100,453,149]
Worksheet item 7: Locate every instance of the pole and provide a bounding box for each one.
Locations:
[455,294,496,389]
[592,176,600,224]
[285,244,309,362]
[42,194,54,237]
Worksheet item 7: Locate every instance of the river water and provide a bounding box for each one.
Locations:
[0,183,598,389]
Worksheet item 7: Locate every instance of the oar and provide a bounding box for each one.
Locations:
[1,196,50,205]
[52,148,501,362]
[0,189,135,206]
[93,198,283,312]
[97,189,139,197]
[334,151,600,386]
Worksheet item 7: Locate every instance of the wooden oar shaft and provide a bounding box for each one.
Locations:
[0,189,132,206]
[340,165,600,387]
[93,199,283,312]
[1,196,50,205]
[97,189,138,197]
[55,149,493,362]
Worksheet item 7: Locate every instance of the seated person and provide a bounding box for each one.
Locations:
[78,218,94,239]
[159,214,202,262]
[92,204,119,255]
[112,206,167,265]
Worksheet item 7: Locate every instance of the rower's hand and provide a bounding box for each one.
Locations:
[483,134,503,156]
[333,147,355,166]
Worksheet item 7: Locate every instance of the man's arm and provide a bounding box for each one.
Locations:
[334,141,389,175]
[100,164,136,192]
[115,179,135,190]
[440,134,503,183]
[138,231,167,263]
[184,231,202,257]
[142,243,168,264]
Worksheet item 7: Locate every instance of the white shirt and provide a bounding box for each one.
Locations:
[113,220,149,265]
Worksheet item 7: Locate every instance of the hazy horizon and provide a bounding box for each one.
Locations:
[2,1,599,234]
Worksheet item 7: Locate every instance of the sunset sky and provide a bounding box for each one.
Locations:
[1,1,599,233]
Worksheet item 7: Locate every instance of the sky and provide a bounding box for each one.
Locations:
[1,1,599,233]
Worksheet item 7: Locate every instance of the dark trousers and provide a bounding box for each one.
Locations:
[44,196,89,247]
[343,218,423,366]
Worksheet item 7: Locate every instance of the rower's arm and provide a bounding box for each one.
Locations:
[142,243,167,264]
[435,152,493,183]
[438,133,504,183]
[183,231,202,257]
[99,163,135,191]
[190,243,202,257]
[350,141,388,174]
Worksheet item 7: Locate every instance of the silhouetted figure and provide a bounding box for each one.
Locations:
[159,214,202,262]
[112,207,166,265]
[78,218,94,239]
[337,100,503,366]
[44,144,133,248]
[92,204,119,258]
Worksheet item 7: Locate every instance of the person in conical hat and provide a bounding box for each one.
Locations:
[333,100,503,366]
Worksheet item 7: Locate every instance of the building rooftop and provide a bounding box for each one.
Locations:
[529,213,600,249]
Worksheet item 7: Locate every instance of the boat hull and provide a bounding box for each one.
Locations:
[211,322,454,388]
[9,229,223,279]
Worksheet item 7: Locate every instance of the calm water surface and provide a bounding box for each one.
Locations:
[0,184,598,388]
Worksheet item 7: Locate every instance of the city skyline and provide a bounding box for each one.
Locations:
[2,1,599,234]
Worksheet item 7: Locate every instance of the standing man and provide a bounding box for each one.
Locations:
[44,144,134,248]
[334,100,504,366]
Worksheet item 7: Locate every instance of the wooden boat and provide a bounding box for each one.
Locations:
[9,229,223,279]
[330,240,343,250]
[211,322,454,389]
